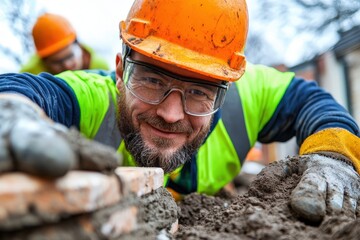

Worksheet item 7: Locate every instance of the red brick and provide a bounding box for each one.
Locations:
[115,167,164,197]
[0,171,121,221]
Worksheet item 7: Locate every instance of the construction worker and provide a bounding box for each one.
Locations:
[20,13,109,74]
[0,0,359,224]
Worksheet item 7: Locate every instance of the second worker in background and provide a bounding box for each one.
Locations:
[20,13,109,74]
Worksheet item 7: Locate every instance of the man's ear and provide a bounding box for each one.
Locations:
[115,53,124,88]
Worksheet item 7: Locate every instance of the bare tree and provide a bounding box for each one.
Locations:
[247,0,360,66]
[258,0,360,32]
[0,0,41,70]
[245,31,285,66]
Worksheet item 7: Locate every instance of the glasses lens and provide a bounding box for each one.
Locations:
[123,58,227,116]
[124,60,169,104]
[183,84,226,115]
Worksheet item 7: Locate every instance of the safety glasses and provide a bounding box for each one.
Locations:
[123,57,229,116]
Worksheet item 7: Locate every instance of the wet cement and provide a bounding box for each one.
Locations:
[175,156,360,240]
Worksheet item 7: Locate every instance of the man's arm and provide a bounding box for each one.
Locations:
[0,72,120,178]
[0,72,80,128]
[258,76,359,145]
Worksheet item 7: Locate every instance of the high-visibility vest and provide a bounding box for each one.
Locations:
[57,63,294,195]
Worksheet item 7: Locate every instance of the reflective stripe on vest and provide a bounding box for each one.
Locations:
[221,83,250,164]
[94,93,122,149]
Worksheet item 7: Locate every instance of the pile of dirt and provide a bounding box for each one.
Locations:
[174,156,360,240]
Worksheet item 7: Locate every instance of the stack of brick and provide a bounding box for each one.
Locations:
[0,167,179,239]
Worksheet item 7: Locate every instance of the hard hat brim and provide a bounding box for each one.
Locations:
[37,33,76,58]
[121,30,246,82]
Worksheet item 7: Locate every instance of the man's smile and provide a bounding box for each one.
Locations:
[145,122,186,139]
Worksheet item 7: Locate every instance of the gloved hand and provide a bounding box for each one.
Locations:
[290,128,360,223]
[290,153,360,223]
[0,94,121,178]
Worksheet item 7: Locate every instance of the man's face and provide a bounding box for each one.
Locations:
[43,42,83,74]
[116,51,225,173]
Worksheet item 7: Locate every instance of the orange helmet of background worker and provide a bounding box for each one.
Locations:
[120,0,248,82]
[32,13,77,58]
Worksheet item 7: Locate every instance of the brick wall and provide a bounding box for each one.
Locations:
[0,167,178,239]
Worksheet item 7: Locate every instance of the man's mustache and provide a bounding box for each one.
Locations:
[137,113,193,135]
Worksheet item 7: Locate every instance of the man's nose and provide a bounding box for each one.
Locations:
[156,91,185,123]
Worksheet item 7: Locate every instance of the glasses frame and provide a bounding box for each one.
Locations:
[123,57,229,116]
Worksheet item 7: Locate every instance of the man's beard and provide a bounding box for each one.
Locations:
[117,94,211,173]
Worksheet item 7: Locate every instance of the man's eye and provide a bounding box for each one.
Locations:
[143,77,161,84]
[141,77,166,89]
[189,89,206,96]
[49,53,75,65]
[188,88,215,100]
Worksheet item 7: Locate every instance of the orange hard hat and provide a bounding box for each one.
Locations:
[32,13,77,58]
[120,0,248,82]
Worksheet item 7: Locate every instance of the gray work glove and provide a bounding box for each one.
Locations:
[290,153,360,223]
[0,96,121,178]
